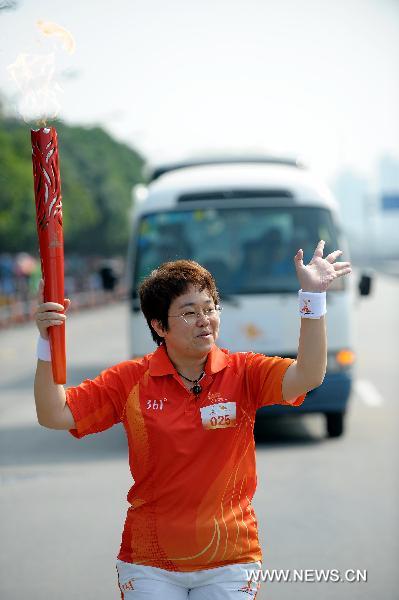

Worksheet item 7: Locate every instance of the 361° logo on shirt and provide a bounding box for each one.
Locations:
[146,397,167,411]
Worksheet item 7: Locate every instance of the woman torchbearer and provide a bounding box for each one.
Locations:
[34,240,351,599]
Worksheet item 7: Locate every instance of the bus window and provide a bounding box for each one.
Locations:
[132,206,340,295]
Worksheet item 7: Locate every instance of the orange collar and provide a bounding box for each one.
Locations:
[148,344,230,377]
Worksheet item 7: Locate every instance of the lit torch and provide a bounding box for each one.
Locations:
[31,126,66,383]
[8,21,75,383]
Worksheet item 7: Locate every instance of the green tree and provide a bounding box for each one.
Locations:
[0,110,146,255]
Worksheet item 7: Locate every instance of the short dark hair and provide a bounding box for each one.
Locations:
[139,260,220,346]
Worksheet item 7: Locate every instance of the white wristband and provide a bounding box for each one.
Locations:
[37,336,51,361]
[298,289,327,319]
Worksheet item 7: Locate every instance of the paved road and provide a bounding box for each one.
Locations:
[0,272,398,599]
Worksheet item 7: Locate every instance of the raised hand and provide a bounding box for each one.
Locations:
[294,240,352,293]
[35,279,71,340]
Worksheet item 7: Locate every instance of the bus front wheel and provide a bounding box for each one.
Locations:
[325,412,345,438]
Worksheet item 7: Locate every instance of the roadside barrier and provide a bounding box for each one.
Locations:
[0,288,128,330]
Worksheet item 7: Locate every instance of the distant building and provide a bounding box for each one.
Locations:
[376,155,399,259]
[331,156,399,262]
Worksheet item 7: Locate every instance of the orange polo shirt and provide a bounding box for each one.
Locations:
[65,344,306,572]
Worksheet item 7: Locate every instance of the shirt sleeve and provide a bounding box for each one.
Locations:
[65,360,139,439]
[245,352,307,410]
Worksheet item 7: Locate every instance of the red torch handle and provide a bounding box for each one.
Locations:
[31,127,66,384]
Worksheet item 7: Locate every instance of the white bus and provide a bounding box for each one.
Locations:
[127,157,372,437]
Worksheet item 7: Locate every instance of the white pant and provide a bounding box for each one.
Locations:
[116,559,262,599]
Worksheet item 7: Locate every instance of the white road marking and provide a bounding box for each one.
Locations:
[354,379,384,406]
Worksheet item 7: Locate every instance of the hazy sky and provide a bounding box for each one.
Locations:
[1,0,398,184]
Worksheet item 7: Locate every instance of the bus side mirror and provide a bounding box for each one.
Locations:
[358,274,372,296]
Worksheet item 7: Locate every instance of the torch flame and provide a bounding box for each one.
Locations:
[7,20,75,125]
[36,20,76,54]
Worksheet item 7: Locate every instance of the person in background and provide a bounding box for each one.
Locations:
[99,260,118,292]
[34,240,351,599]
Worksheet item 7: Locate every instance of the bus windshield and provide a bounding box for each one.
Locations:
[133,206,339,295]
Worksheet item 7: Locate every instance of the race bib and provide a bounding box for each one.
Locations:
[200,402,237,430]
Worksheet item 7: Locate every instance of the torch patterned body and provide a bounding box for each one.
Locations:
[31,127,66,384]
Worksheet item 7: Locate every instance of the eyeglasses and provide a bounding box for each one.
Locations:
[168,305,222,326]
